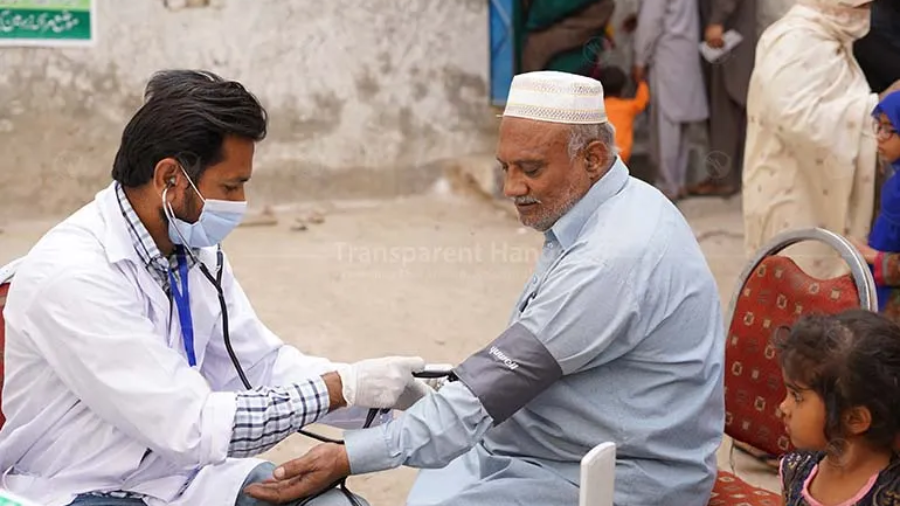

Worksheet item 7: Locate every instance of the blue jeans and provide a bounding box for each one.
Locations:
[67,463,370,506]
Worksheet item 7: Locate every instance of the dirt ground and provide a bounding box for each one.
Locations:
[0,189,779,504]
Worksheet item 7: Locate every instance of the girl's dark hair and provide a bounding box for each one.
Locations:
[774,310,900,453]
[111,69,268,188]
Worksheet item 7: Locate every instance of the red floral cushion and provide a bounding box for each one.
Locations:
[725,256,860,456]
[708,471,781,506]
[0,281,9,430]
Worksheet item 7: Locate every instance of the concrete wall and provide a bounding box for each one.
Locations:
[0,0,495,219]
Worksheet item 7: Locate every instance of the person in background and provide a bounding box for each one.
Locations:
[850,92,900,321]
[853,0,900,221]
[854,0,900,95]
[518,0,616,76]
[634,0,709,201]
[599,66,650,164]
[690,0,757,197]
[775,311,900,505]
[741,0,895,279]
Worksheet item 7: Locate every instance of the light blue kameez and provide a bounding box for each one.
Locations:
[345,160,725,506]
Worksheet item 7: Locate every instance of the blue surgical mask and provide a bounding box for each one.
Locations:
[164,169,247,248]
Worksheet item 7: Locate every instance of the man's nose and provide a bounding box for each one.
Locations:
[503,171,528,198]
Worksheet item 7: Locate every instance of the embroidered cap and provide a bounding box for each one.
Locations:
[502,71,608,125]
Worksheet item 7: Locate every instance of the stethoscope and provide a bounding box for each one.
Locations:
[163,183,455,505]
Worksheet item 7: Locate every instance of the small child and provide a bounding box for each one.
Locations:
[851,91,900,314]
[598,66,649,163]
[774,310,900,505]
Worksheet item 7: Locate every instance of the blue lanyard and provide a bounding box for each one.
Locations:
[169,249,197,367]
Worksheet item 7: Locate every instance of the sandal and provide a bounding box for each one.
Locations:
[687,180,738,198]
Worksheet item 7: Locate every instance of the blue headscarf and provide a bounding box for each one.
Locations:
[867,91,900,310]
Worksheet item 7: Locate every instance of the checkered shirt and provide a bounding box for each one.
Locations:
[114,182,197,293]
[115,182,333,461]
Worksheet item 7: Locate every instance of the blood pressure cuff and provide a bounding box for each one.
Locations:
[453,322,563,425]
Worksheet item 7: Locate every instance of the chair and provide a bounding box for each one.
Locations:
[709,228,876,505]
[0,257,24,431]
[580,442,616,506]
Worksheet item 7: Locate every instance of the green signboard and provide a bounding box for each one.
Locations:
[0,0,94,46]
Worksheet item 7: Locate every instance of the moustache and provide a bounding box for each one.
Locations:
[513,196,542,205]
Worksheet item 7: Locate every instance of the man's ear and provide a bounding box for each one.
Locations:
[584,140,610,180]
[844,406,873,436]
[153,158,183,192]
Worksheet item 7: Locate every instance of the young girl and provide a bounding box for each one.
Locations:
[852,91,900,317]
[775,310,900,505]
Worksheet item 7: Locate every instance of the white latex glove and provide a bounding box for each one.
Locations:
[393,379,436,411]
[336,356,425,408]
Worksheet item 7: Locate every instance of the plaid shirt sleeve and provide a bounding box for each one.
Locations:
[228,377,331,457]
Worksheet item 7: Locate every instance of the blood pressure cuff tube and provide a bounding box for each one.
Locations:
[453,322,563,425]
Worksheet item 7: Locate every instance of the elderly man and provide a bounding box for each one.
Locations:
[742,0,900,277]
[246,71,725,506]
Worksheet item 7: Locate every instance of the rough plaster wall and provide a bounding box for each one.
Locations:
[0,0,494,219]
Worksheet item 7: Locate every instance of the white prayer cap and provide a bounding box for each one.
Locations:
[502,71,608,125]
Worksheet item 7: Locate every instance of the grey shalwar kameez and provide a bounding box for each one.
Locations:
[634,0,710,196]
[699,0,757,191]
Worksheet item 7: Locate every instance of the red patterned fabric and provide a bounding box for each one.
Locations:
[725,255,861,456]
[0,281,9,430]
[709,471,781,506]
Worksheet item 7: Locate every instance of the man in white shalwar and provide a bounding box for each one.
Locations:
[634,0,710,200]
[742,0,899,276]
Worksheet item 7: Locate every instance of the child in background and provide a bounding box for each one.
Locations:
[774,310,900,505]
[850,91,900,316]
[598,66,649,163]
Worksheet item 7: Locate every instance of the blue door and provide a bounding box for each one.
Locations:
[489,0,515,106]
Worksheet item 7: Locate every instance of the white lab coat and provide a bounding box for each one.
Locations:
[0,183,364,506]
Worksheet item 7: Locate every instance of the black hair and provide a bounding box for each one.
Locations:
[773,310,900,454]
[111,69,268,188]
[598,66,627,98]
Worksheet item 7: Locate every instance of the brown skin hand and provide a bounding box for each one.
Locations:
[122,135,255,256]
[497,117,612,232]
[243,443,351,503]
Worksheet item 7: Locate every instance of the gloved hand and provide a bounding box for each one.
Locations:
[393,379,436,411]
[336,356,425,408]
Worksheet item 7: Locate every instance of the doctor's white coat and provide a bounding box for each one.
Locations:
[0,183,357,506]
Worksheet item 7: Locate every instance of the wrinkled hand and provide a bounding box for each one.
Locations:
[849,237,879,264]
[243,444,350,504]
[632,65,646,84]
[705,24,725,48]
[393,378,435,411]
[337,356,425,408]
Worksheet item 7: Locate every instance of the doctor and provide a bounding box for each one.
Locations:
[0,70,427,506]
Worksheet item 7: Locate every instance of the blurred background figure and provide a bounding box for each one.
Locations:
[690,0,757,197]
[600,65,650,164]
[518,0,616,76]
[634,0,709,201]
[742,0,883,280]
[854,0,900,95]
